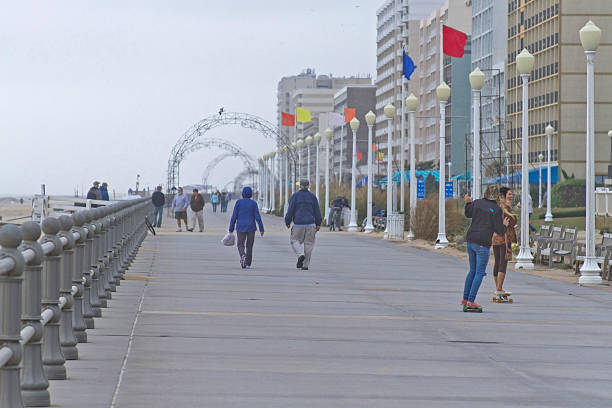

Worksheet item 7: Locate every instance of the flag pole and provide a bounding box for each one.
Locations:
[400,45,406,214]
[339,123,344,184]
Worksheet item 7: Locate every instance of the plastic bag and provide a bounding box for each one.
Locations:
[222,232,235,246]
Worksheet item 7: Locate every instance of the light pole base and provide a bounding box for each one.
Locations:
[515,247,534,269]
[579,258,602,285]
[364,224,375,234]
[348,222,359,232]
[406,230,415,241]
[544,213,553,222]
[434,234,448,249]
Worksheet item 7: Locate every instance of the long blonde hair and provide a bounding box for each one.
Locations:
[483,184,500,201]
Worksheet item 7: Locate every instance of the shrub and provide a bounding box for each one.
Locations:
[406,197,468,241]
[550,179,585,208]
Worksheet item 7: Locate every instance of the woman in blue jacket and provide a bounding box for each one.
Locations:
[229,186,264,268]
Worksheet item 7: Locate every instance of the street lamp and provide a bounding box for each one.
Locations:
[538,153,544,208]
[545,125,554,222]
[505,151,511,187]
[515,48,535,269]
[579,20,603,284]
[269,151,276,211]
[262,154,269,211]
[348,117,360,232]
[296,138,304,180]
[324,128,333,223]
[364,110,376,233]
[383,103,396,238]
[314,132,321,202]
[305,135,313,182]
[279,146,284,211]
[291,143,297,195]
[258,157,264,207]
[435,81,451,249]
[406,93,418,240]
[469,67,486,198]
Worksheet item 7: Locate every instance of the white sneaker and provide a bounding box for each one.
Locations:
[494,290,503,296]
[176,228,182,232]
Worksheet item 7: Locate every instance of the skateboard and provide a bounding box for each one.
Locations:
[462,305,483,313]
[492,292,513,303]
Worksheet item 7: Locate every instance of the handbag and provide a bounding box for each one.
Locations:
[222,232,235,246]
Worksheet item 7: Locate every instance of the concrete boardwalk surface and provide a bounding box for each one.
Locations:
[49,204,612,407]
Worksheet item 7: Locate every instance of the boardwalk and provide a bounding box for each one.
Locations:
[50,204,612,407]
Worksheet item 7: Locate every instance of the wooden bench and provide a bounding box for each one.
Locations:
[536,226,564,265]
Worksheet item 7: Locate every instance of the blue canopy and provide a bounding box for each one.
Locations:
[483,165,558,185]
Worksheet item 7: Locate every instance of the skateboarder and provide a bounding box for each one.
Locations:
[462,184,509,311]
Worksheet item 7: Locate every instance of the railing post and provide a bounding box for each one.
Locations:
[98,209,112,304]
[91,209,105,312]
[40,217,66,380]
[19,222,50,407]
[0,224,25,408]
[57,216,78,360]
[81,211,96,328]
[71,213,87,343]
[106,212,117,293]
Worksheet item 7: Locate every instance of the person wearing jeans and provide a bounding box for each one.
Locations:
[462,184,509,310]
[151,186,165,227]
[228,186,264,269]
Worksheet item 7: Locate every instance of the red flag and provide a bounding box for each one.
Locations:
[344,108,356,123]
[281,112,295,126]
[357,152,363,161]
[443,25,467,58]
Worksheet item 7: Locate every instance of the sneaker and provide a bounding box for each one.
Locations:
[176,228,182,232]
[466,301,482,309]
[296,255,305,269]
[502,290,512,296]
[240,254,247,269]
[187,227,194,232]
[246,265,251,269]
[461,299,468,306]
[494,290,503,296]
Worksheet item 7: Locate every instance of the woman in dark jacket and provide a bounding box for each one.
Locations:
[462,185,509,311]
[229,186,264,269]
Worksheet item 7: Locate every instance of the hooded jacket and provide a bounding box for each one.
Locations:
[285,189,322,227]
[228,187,264,233]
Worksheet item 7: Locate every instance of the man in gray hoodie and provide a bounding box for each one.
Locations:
[171,187,190,232]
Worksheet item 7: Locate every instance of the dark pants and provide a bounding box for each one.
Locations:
[212,203,218,212]
[492,244,508,276]
[153,206,163,227]
[237,231,255,266]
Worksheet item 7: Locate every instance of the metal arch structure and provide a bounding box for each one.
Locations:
[167,111,296,190]
[201,151,256,187]
[233,168,258,193]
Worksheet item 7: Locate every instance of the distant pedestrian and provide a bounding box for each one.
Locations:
[171,187,189,232]
[220,191,228,213]
[151,186,165,227]
[228,186,264,269]
[285,179,322,270]
[87,181,102,200]
[19,198,24,205]
[100,182,110,201]
[211,191,220,212]
[188,188,205,232]
[462,185,510,311]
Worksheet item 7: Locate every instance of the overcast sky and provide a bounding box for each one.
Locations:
[1,1,382,196]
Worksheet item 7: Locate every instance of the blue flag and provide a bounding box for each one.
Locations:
[402,51,416,80]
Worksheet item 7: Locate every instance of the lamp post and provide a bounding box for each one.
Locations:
[258,157,264,206]
[545,125,554,222]
[278,147,283,210]
[406,93,418,240]
[283,146,289,212]
[515,48,535,269]
[324,128,333,223]
[296,138,304,181]
[291,143,297,195]
[435,82,450,249]
[314,132,321,202]
[364,111,376,233]
[579,20,603,284]
[305,135,313,182]
[348,117,360,232]
[505,151,511,186]
[261,154,268,211]
[538,153,544,208]
[469,67,486,199]
[383,103,396,238]
[270,151,276,212]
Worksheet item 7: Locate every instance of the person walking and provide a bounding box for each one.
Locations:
[211,191,220,212]
[462,184,509,311]
[492,186,517,296]
[285,179,322,270]
[171,187,190,232]
[228,186,264,269]
[187,188,205,232]
[87,181,102,200]
[220,191,228,213]
[151,186,165,227]
[100,182,110,200]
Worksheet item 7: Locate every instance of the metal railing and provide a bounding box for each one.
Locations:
[385,213,405,241]
[0,198,151,407]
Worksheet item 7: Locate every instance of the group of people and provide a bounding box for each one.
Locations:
[87,181,110,201]
[228,179,321,270]
[462,185,518,311]
[211,190,231,213]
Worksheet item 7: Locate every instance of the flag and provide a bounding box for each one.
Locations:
[281,112,295,127]
[402,51,416,79]
[443,25,468,58]
[344,108,356,122]
[328,112,344,127]
[357,152,363,161]
[296,107,311,123]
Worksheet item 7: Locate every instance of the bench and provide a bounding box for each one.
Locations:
[536,226,564,265]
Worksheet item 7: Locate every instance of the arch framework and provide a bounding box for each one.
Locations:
[201,151,257,187]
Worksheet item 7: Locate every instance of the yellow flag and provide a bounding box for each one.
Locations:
[296,108,311,123]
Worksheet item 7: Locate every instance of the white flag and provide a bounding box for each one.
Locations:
[327,112,344,128]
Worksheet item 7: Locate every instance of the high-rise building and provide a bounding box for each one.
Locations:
[471,0,508,181]
[506,0,612,183]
